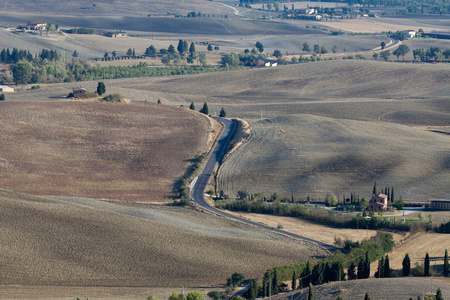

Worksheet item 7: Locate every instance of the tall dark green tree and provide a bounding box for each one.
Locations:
[424,252,430,276]
[145,45,157,57]
[302,42,311,52]
[272,269,280,295]
[373,182,377,195]
[219,107,226,117]
[189,42,196,55]
[375,256,385,278]
[364,293,370,300]
[384,254,390,278]
[444,249,448,277]
[255,41,264,53]
[365,251,371,278]
[302,261,312,287]
[347,262,356,280]
[207,44,213,51]
[12,60,33,86]
[0,93,5,101]
[292,271,297,290]
[97,81,106,95]
[168,44,176,55]
[244,279,258,300]
[308,283,313,300]
[199,102,209,115]
[391,187,394,202]
[402,253,411,276]
[189,102,195,110]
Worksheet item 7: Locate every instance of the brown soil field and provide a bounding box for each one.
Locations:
[224,211,406,245]
[0,100,213,202]
[272,277,450,300]
[0,189,327,290]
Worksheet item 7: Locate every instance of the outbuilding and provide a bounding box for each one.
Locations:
[0,85,15,92]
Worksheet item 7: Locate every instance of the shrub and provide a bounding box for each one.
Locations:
[103,93,124,102]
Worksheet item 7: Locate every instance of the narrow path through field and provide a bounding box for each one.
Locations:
[191,117,341,253]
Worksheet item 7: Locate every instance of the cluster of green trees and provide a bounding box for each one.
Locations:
[0,48,33,64]
[3,59,221,85]
[412,47,450,62]
[186,11,228,18]
[400,249,449,278]
[144,291,205,300]
[63,28,95,34]
[254,233,393,298]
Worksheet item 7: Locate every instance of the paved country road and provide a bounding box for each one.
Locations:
[191,117,341,253]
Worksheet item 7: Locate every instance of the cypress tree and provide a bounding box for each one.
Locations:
[303,261,312,287]
[200,102,209,115]
[292,271,297,290]
[391,187,394,202]
[373,182,377,195]
[376,256,385,278]
[384,254,390,278]
[365,251,371,278]
[402,253,411,276]
[424,252,430,276]
[348,262,356,280]
[357,258,365,279]
[364,293,370,300]
[189,102,195,110]
[308,283,313,300]
[272,269,279,295]
[444,249,448,277]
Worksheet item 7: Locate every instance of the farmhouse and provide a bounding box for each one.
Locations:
[105,31,128,38]
[369,193,388,211]
[297,8,316,15]
[27,21,47,30]
[430,199,450,210]
[0,85,15,92]
[72,87,87,98]
[403,30,416,38]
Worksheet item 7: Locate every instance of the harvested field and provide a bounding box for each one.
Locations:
[0,100,213,202]
[0,13,317,36]
[217,114,450,201]
[383,233,450,272]
[272,277,450,300]
[224,211,406,245]
[307,15,450,33]
[0,0,230,16]
[0,189,327,289]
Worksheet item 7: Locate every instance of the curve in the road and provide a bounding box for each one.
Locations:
[191,116,341,253]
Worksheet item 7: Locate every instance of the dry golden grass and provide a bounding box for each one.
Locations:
[224,211,406,245]
[0,100,212,202]
[385,233,450,272]
[0,189,326,288]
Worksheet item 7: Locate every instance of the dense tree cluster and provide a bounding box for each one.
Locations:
[1,48,33,64]
[63,28,95,34]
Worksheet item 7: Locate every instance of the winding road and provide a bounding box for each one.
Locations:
[191,117,340,253]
